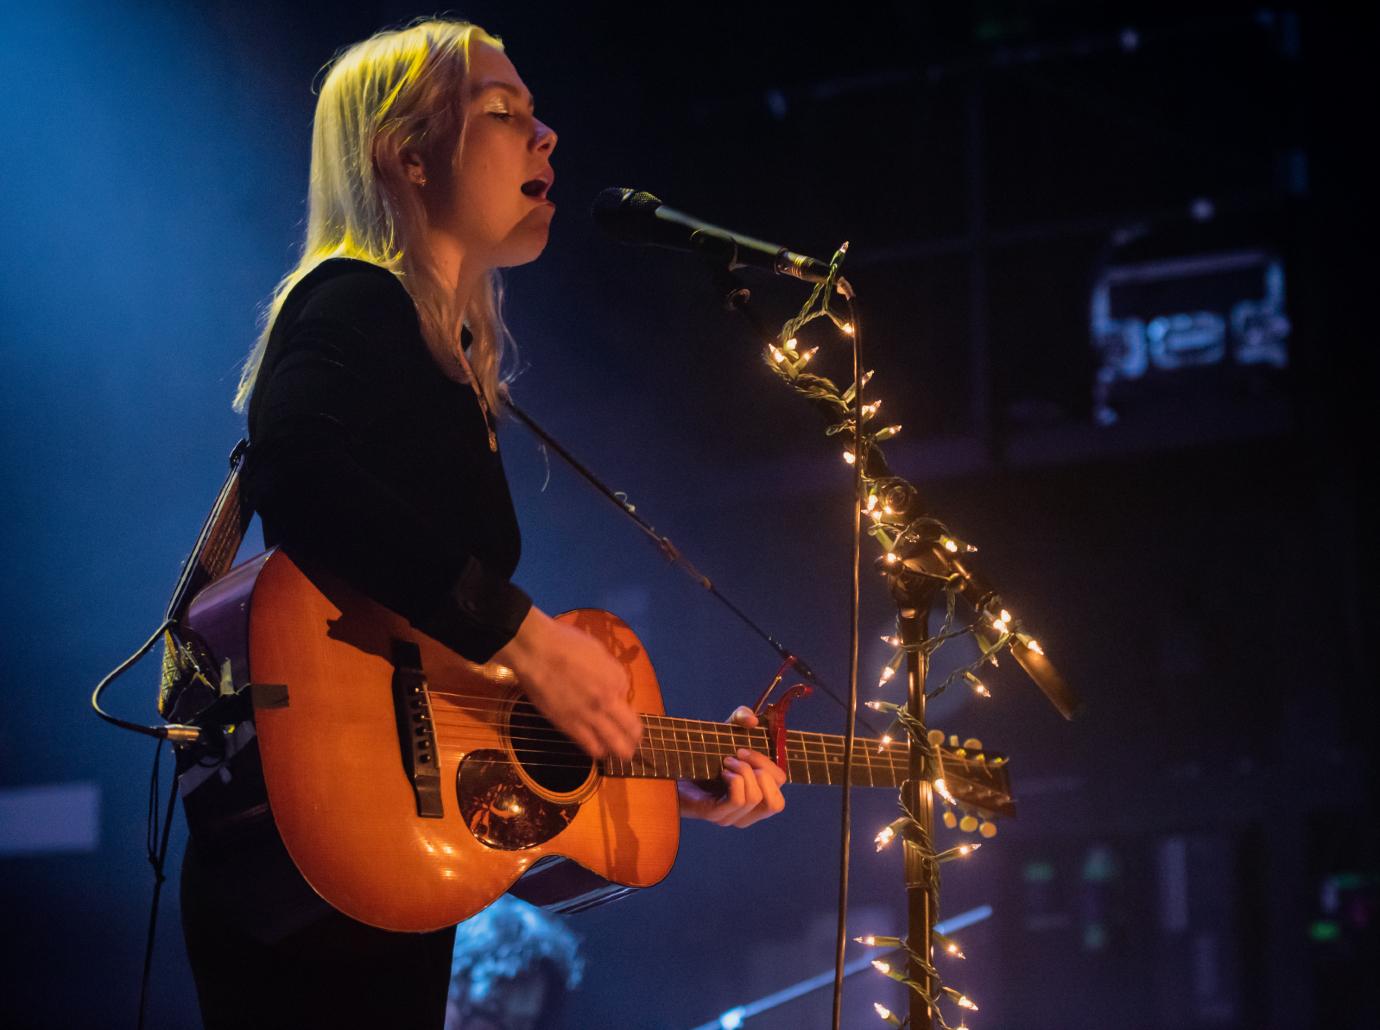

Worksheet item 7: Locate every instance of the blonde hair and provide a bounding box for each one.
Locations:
[233,18,516,412]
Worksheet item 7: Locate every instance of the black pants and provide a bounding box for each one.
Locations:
[181,832,456,1029]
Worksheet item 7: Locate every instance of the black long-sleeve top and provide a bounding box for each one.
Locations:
[242,257,532,661]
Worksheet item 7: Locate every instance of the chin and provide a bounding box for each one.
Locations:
[495,231,551,269]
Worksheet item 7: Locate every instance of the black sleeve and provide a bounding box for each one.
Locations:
[242,273,531,662]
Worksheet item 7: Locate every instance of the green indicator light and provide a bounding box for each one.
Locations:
[1308,920,1341,943]
[1023,861,1055,883]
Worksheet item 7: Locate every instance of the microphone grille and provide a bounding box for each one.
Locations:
[591,187,663,242]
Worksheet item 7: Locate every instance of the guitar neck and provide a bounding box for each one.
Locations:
[601,714,1015,818]
[601,713,909,789]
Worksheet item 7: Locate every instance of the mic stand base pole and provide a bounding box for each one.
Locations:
[900,601,938,1030]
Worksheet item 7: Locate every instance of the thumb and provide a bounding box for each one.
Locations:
[728,705,758,727]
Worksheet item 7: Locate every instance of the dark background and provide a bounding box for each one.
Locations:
[1,2,1373,1027]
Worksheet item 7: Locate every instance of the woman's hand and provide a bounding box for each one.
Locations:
[493,606,643,761]
[679,707,787,828]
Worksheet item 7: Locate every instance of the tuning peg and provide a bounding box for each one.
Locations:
[963,737,982,751]
[927,729,944,746]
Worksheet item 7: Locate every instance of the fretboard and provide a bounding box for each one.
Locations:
[599,713,914,789]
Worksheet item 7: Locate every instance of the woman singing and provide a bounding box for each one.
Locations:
[180,17,786,1029]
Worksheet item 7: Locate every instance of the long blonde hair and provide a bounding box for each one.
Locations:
[233,18,516,412]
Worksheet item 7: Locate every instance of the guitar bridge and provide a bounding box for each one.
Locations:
[390,640,443,819]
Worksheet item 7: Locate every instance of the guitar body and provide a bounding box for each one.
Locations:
[185,548,679,933]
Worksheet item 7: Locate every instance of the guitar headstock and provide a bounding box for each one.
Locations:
[934,732,1015,824]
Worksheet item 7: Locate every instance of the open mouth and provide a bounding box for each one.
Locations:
[520,178,550,199]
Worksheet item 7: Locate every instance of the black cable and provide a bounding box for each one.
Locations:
[138,738,181,1030]
[90,618,190,741]
[830,293,864,1030]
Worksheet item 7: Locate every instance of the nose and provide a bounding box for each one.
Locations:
[534,118,557,155]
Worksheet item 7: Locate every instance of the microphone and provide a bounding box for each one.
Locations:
[592,187,838,286]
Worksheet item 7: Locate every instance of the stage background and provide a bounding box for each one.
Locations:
[1,3,1372,1027]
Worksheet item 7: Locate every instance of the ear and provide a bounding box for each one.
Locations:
[400,148,427,187]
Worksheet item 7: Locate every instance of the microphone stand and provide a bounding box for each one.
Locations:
[702,254,1081,1030]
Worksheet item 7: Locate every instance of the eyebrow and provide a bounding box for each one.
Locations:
[472,80,535,109]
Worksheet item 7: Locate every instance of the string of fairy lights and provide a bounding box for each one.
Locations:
[764,244,1047,1028]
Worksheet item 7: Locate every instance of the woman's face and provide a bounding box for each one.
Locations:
[430,41,557,270]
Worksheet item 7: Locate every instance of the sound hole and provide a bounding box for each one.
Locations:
[508,699,592,794]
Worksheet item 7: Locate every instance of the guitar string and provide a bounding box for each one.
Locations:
[422,718,921,781]
[423,704,940,763]
[424,711,913,764]
[420,688,991,762]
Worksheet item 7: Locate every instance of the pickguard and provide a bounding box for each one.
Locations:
[457,750,577,850]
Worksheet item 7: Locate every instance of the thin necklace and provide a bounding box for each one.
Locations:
[453,342,498,452]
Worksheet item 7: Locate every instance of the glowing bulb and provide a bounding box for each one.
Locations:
[878,665,896,685]
[861,369,874,386]
[784,337,798,351]
[878,734,892,752]
[855,935,876,946]
[770,346,786,363]
[963,671,991,698]
[1024,635,1045,655]
[842,322,855,335]
[866,493,878,511]
[843,449,856,465]
[800,346,819,366]
[869,508,883,523]
[957,995,978,1011]
[865,700,886,711]
[871,959,891,975]
[947,941,966,959]
[884,552,899,565]
[933,777,956,805]
[991,614,1009,633]
[862,400,881,418]
[1000,609,1012,624]
[941,536,959,553]
[874,1003,893,1021]
[880,634,901,646]
[957,843,980,857]
[874,826,895,850]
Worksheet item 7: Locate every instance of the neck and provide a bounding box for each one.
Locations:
[417,229,488,380]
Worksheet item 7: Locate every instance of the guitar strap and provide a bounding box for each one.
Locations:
[158,439,253,720]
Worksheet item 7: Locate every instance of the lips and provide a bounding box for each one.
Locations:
[520,170,554,200]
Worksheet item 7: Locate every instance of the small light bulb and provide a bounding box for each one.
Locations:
[800,346,818,365]
[869,508,883,523]
[880,634,901,646]
[1025,636,1045,655]
[947,941,965,959]
[784,337,798,351]
[855,935,876,946]
[842,322,855,335]
[874,826,895,850]
[770,345,786,363]
[874,1003,893,1021]
[1000,609,1012,624]
[933,777,956,805]
[941,536,959,553]
[860,369,874,386]
[878,666,896,685]
[871,959,891,975]
[865,700,886,711]
[878,734,892,752]
[957,995,978,1011]
[866,493,878,511]
[884,552,899,565]
[843,449,856,465]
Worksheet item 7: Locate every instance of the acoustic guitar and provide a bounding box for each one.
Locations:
[177,548,1013,932]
